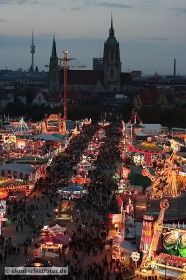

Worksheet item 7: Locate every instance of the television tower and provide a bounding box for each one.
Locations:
[30,30,35,72]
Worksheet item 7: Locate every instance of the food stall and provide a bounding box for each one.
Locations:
[59,184,87,200]
[55,200,75,222]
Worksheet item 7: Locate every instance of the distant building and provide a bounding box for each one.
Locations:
[0,69,48,90]
[131,71,142,80]
[133,86,175,110]
[49,17,132,95]
[32,90,63,108]
[93,58,103,71]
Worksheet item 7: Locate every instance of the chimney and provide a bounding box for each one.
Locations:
[174,58,176,77]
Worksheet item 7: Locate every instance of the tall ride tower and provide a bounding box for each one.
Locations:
[30,30,35,72]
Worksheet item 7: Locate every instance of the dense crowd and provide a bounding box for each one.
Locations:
[62,123,124,280]
[2,123,130,280]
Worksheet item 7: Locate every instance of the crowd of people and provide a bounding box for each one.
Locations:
[1,122,131,279]
[61,123,125,279]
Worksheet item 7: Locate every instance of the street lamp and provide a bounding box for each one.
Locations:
[131,251,140,269]
[130,123,133,144]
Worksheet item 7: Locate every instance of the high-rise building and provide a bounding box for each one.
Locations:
[93,58,103,70]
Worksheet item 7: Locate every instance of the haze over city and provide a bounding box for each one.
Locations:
[0,0,186,74]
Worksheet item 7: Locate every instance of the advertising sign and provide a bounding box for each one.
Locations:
[0,200,6,214]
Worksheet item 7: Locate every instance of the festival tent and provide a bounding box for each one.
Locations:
[0,163,35,174]
[32,235,53,245]
[34,232,70,246]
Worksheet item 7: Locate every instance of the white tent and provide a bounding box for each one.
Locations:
[49,224,66,233]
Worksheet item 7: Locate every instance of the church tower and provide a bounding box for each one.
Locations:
[103,16,121,92]
[49,36,59,93]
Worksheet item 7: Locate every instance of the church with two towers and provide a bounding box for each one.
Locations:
[48,18,132,95]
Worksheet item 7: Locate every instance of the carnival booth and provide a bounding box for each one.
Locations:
[83,118,92,126]
[49,224,67,234]
[0,177,34,197]
[70,174,91,185]
[98,120,110,127]
[86,142,100,156]
[108,213,124,239]
[55,200,76,223]
[73,156,97,174]
[128,137,163,167]
[97,128,106,139]
[57,184,87,200]
[55,200,76,213]
[33,224,70,257]
[85,153,97,163]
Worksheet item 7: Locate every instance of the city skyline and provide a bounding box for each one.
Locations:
[0,0,186,74]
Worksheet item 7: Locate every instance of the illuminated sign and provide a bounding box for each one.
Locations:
[3,135,16,144]
[0,200,6,214]
[47,114,62,122]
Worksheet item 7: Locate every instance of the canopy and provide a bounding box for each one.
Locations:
[33,133,61,142]
[52,134,66,139]
[62,184,84,193]
[34,235,65,245]
[136,140,162,153]
[49,224,66,233]
[71,175,91,184]
[25,257,51,267]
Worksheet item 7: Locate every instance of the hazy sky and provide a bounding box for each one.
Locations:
[0,0,186,74]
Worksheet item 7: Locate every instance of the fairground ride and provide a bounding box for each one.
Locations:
[142,150,182,198]
[135,199,169,279]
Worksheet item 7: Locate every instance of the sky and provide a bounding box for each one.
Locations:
[0,0,186,75]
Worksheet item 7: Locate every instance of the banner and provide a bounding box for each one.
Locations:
[108,213,123,225]
[0,200,6,214]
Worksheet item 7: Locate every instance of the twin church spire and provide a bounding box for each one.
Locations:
[109,14,115,37]
[49,15,121,93]
[51,35,57,59]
